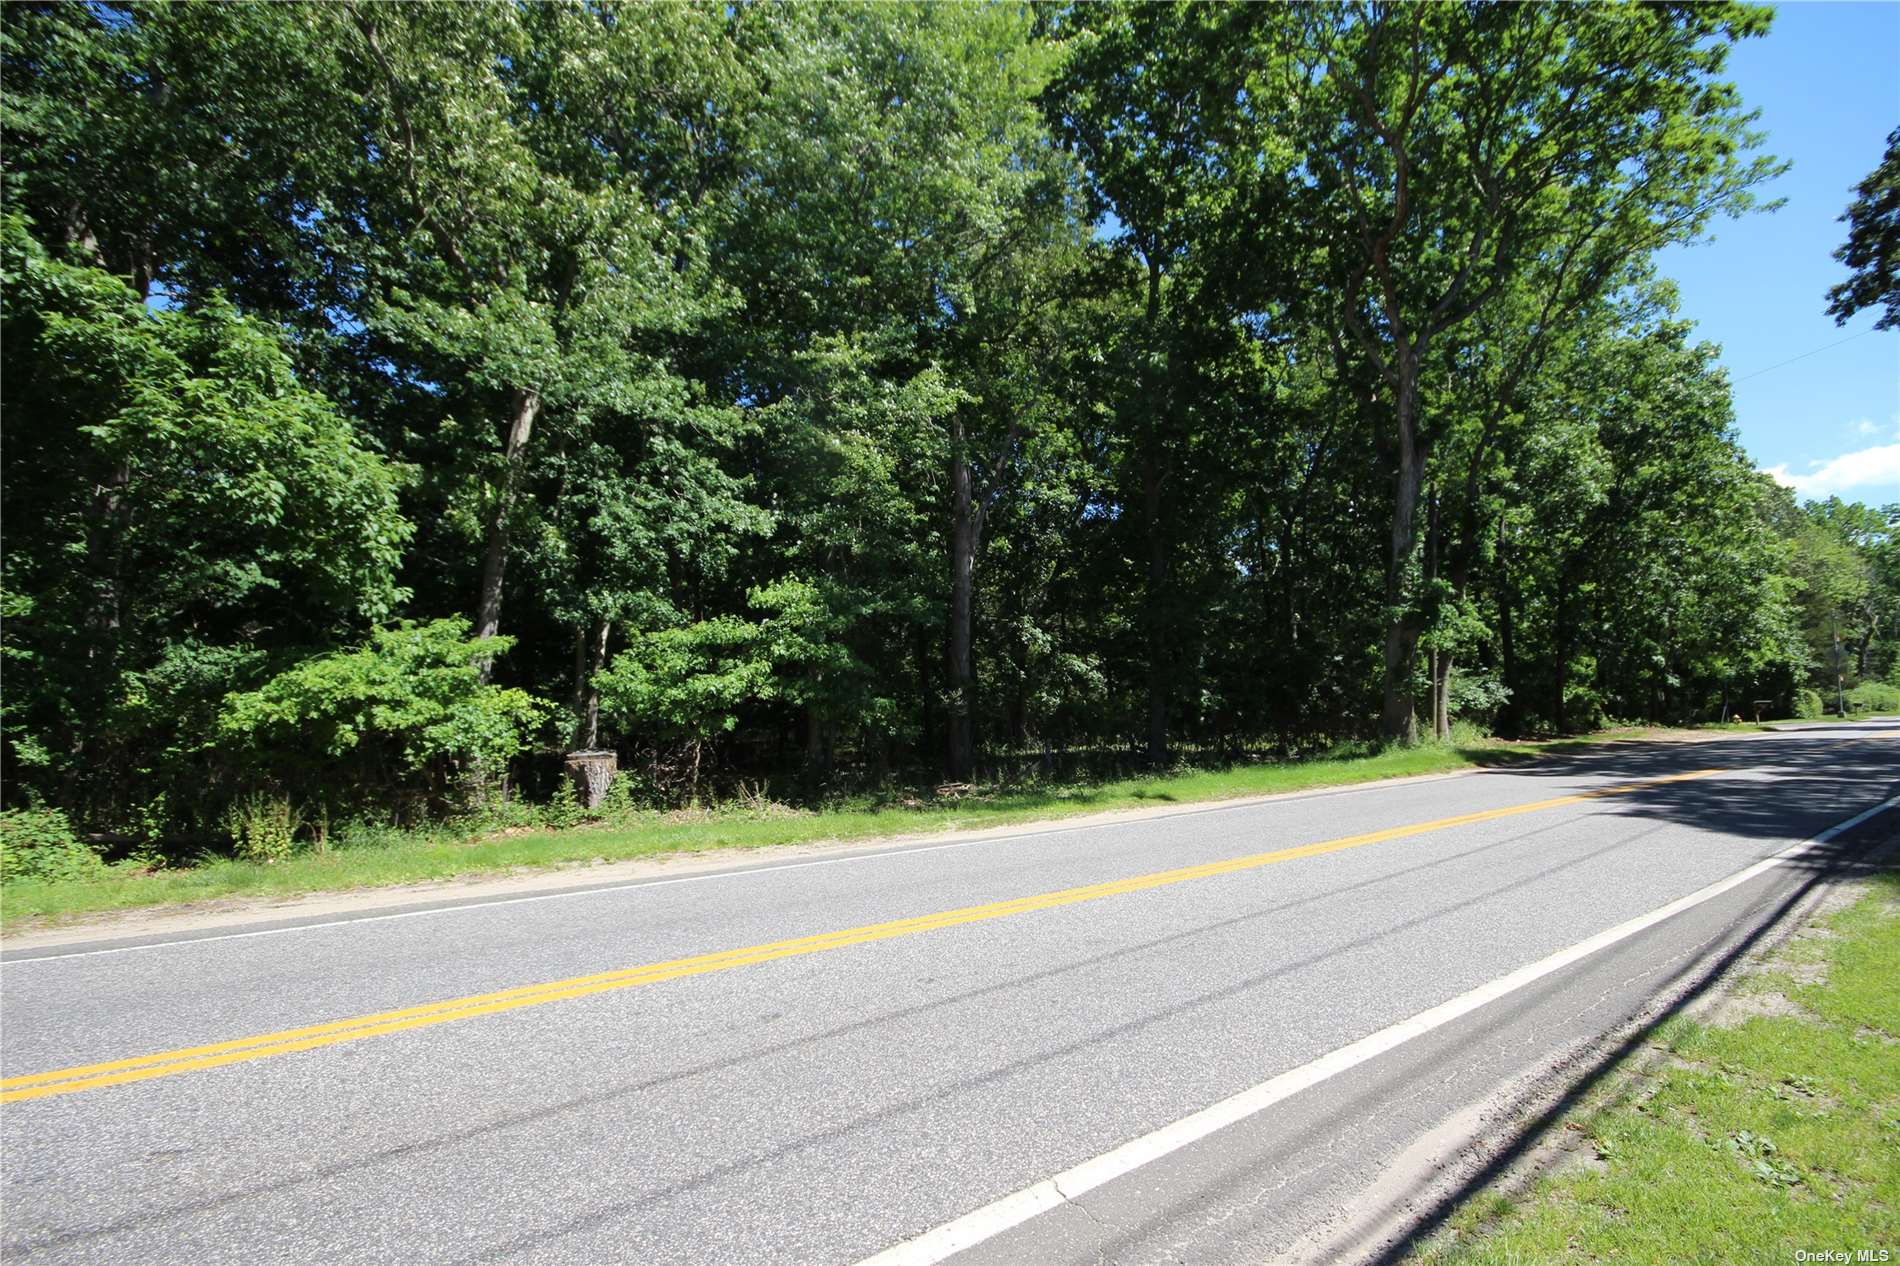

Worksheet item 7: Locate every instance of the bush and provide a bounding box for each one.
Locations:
[221,794,302,863]
[1447,718,1493,746]
[0,807,106,883]
[219,619,547,816]
[457,796,543,836]
[1447,671,1512,727]
[1560,684,1608,734]
[1793,688,1825,720]
[542,779,586,831]
[1845,680,1900,715]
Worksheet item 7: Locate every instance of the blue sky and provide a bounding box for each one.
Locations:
[1656,0,1900,503]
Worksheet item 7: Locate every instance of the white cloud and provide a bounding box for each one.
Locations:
[1851,417,1879,437]
[1764,442,1900,500]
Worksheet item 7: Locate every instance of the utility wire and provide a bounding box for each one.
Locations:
[1732,327,1883,382]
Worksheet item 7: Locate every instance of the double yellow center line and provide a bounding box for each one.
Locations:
[0,768,1721,1104]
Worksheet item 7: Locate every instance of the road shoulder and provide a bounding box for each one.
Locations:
[1,762,1503,954]
[1356,835,1900,1265]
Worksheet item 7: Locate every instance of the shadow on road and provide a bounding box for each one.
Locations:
[1458,725,1896,845]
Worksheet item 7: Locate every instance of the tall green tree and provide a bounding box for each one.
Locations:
[1042,0,1266,764]
[1261,1,1779,740]
[0,218,410,832]
[1826,126,1900,330]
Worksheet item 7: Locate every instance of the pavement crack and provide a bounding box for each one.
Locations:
[1054,1175,1123,1265]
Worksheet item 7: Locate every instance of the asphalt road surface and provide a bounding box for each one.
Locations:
[3,724,1894,1266]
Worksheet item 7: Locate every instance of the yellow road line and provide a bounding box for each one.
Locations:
[0,768,1722,1104]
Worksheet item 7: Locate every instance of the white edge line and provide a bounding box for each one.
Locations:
[0,759,1647,963]
[849,792,1900,1266]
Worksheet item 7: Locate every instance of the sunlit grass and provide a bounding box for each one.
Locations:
[0,725,1734,926]
[1409,870,1900,1264]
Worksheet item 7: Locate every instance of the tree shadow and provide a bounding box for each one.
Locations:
[1456,726,1897,844]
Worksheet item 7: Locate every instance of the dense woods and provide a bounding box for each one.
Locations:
[3,1,1896,861]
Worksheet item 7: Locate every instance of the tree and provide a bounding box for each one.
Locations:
[1041,0,1264,764]
[719,1,1072,781]
[0,216,410,835]
[331,3,754,688]
[1827,127,1900,330]
[0,0,1855,840]
[1261,1,1779,740]
[219,620,545,819]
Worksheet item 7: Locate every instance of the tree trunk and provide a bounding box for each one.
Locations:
[1380,352,1426,744]
[916,626,935,772]
[946,417,977,783]
[1131,251,1174,769]
[1856,619,1877,678]
[473,387,543,680]
[84,462,131,663]
[563,750,617,810]
[1426,484,1450,741]
[568,627,586,732]
[1433,653,1453,741]
[569,618,610,750]
[1553,565,1572,733]
[804,696,831,776]
[1496,518,1518,737]
[1142,456,1170,767]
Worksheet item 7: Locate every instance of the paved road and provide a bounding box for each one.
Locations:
[2,725,1894,1266]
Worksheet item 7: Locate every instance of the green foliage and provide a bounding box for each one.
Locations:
[1792,688,1825,720]
[1844,680,1900,715]
[596,617,772,752]
[219,620,546,814]
[220,795,302,864]
[1447,672,1512,725]
[542,780,586,832]
[0,214,412,838]
[596,772,648,820]
[1827,126,1900,330]
[0,0,1862,870]
[0,807,105,884]
[1445,718,1494,747]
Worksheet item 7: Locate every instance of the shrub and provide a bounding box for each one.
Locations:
[1447,671,1512,727]
[457,796,543,835]
[219,619,547,815]
[596,771,655,822]
[1845,680,1900,715]
[328,815,431,853]
[0,807,106,883]
[221,794,302,863]
[1560,684,1608,734]
[542,779,586,831]
[1447,718,1493,746]
[1792,687,1824,720]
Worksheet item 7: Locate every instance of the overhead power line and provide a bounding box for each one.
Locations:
[1732,327,1883,383]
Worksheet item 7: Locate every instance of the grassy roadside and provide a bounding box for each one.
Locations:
[0,724,1759,929]
[1408,868,1900,1265]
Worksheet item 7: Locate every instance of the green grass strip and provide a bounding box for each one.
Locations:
[1409,868,1900,1265]
[0,726,1746,928]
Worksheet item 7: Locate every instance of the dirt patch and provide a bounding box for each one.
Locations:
[1704,988,1814,1026]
